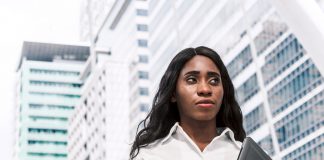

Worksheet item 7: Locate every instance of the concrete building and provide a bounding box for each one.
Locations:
[69,0,150,159]
[94,0,151,140]
[148,0,324,159]
[68,50,129,160]
[14,41,90,160]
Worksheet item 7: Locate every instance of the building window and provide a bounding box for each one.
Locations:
[136,9,148,16]
[243,104,267,135]
[28,140,67,146]
[138,39,148,47]
[226,45,253,79]
[29,80,82,88]
[258,135,275,156]
[137,24,148,31]
[268,60,323,116]
[236,74,259,105]
[28,128,67,135]
[274,91,324,150]
[139,87,149,96]
[139,55,148,63]
[139,103,149,112]
[138,71,149,79]
[254,15,288,55]
[262,35,304,85]
[28,152,67,158]
[282,134,324,160]
[29,69,80,76]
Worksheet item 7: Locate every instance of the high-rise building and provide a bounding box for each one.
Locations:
[14,41,90,160]
[69,0,150,159]
[148,0,324,159]
[94,0,151,140]
[73,0,324,159]
[68,50,129,160]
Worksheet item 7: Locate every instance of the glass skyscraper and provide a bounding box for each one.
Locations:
[148,0,324,159]
[14,42,90,160]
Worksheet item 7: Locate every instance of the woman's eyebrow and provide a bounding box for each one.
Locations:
[183,71,220,77]
[184,71,200,76]
[207,71,220,77]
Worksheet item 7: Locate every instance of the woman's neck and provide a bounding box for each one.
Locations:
[180,119,217,151]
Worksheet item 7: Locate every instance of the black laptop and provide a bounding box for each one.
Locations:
[237,137,272,160]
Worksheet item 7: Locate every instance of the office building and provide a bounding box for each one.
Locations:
[148,0,324,159]
[69,0,150,159]
[68,50,129,160]
[14,41,90,160]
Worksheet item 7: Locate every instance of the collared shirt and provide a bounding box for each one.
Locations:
[134,122,242,160]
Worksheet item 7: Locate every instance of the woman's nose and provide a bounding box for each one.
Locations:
[197,81,212,96]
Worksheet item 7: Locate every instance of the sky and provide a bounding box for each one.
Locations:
[0,0,81,158]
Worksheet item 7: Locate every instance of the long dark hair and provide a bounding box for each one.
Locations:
[130,46,246,159]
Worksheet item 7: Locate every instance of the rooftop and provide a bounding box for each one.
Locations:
[17,41,90,70]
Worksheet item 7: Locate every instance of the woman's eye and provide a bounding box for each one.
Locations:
[210,78,220,85]
[186,77,197,84]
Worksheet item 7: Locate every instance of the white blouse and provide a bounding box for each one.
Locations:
[134,122,242,160]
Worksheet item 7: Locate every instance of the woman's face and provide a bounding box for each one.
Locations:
[173,55,224,123]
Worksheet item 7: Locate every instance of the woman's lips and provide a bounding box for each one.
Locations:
[196,99,215,108]
[196,103,214,108]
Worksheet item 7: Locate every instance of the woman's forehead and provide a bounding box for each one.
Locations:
[180,55,220,74]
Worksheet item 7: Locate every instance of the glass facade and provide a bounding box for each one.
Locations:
[258,135,275,156]
[261,35,305,85]
[275,91,324,150]
[243,104,267,135]
[282,134,324,160]
[268,60,323,116]
[147,1,324,159]
[226,45,253,79]
[236,74,260,105]
[253,14,288,56]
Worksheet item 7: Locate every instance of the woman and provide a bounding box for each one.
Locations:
[130,46,246,160]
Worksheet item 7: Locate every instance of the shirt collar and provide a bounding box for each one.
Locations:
[161,122,241,148]
[161,122,180,143]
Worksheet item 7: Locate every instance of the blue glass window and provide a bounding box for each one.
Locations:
[274,91,324,150]
[136,9,148,16]
[243,104,267,135]
[268,60,323,116]
[262,35,304,85]
[226,45,253,79]
[137,24,148,31]
[138,39,148,47]
[236,74,259,105]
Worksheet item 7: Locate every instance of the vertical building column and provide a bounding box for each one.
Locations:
[86,0,97,72]
[239,1,282,159]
